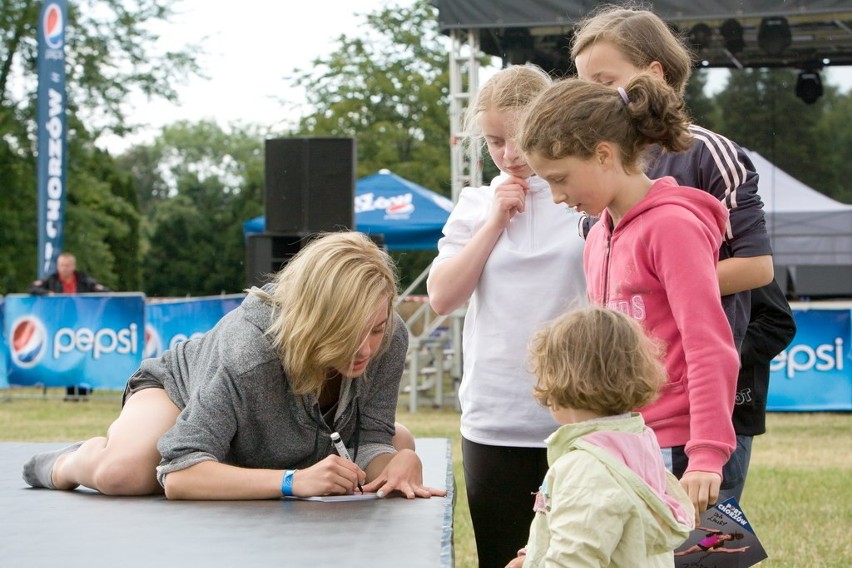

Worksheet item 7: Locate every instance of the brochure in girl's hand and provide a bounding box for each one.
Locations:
[674,497,768,567]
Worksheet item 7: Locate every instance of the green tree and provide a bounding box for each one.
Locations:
[712,68,835,196]
[116,143,172,216]
[683,68,718,129]
[1,0,200,138]
[64,137,142,291]
[812,89,852,204]
[289,0,450,291]
[86,138,144,285]
[0,137,35,292]
[0,0,200,293]
[127,120,265,296]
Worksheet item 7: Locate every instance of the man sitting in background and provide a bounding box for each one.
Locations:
[28,252,110,401]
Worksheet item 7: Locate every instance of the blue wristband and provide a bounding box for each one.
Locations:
[281,469,296,497]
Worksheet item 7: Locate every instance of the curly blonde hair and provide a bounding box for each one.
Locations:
[255,232,398,397]
[530,306,666,414]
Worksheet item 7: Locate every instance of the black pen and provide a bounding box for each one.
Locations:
[330,431,363,493]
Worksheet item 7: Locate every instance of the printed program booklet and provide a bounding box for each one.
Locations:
[674,497,768,567]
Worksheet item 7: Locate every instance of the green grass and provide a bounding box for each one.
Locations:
[2,389,850,567]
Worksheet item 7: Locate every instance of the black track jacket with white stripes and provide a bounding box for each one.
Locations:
[647,125,773,348]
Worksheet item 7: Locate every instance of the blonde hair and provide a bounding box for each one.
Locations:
[463,63,553,143]
[530,306,666,414]
[518,73,692,174]
[256,232,398,397]
[570,3,694,96]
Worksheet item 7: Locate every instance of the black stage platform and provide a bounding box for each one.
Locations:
[0,438,454,568]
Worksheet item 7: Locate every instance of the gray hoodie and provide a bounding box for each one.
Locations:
[130,287,408,487]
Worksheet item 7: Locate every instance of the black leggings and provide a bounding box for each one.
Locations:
[462,437,549,568]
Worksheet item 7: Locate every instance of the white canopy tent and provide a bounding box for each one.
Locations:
[747,149,852,297]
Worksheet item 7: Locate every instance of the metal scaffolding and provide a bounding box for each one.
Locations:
[448,29,483,203]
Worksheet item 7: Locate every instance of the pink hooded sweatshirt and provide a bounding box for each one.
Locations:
[584,176,739,477]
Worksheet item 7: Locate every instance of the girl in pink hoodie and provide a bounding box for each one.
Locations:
[517,74,740,519]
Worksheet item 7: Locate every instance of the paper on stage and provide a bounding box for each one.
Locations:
[284,492,380,502]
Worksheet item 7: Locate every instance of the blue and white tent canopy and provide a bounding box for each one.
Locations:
[243,169,454,250]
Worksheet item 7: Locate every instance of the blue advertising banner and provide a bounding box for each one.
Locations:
[2,296,848,406]
[144,295,245,359]
[4,294,144,390]
[768,307,852,411]
[36,0,69,278]
[0,297,8,389]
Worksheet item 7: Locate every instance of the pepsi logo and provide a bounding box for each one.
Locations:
[43,3,64,50]
[10,316,48,368]
[143,324,162,359]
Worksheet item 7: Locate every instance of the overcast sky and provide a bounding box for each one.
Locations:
[98,0,852,155]
[98,0,415,153]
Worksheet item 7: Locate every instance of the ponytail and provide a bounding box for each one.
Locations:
[620,73,692,154]
[518,73,692,173]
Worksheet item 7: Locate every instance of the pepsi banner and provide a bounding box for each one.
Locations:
[2,296,849,407]
[144,295,245,359]
[5,294,144,389]
[36,0,69,278]
[0,298,8,389]
[768,306,851,411]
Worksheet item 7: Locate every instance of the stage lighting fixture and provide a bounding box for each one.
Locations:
[795,70,823,104]
[688,23,713,50]
[758,17,791,55]
[501,28,534,65]
[720,19,745,53]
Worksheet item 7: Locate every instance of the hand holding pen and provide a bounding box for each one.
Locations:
[331,431,363,493]
[282,452,364,498]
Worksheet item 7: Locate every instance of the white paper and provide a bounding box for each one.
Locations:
[284,492,380,502]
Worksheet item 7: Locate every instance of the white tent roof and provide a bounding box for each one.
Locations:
[745,149,852,297]
[747,150,852,214]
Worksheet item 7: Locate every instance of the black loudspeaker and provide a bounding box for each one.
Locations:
[245,232,386,288]
[264,137,356,233]
[790,265,852,298]
[773,264,791,297]
[245,232,312,288]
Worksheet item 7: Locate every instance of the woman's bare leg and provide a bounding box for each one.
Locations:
[393,421,416,451]
[51,388,180,495]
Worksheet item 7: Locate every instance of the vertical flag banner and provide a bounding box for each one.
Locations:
[36,0,69,278]
[0,298,9,389]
